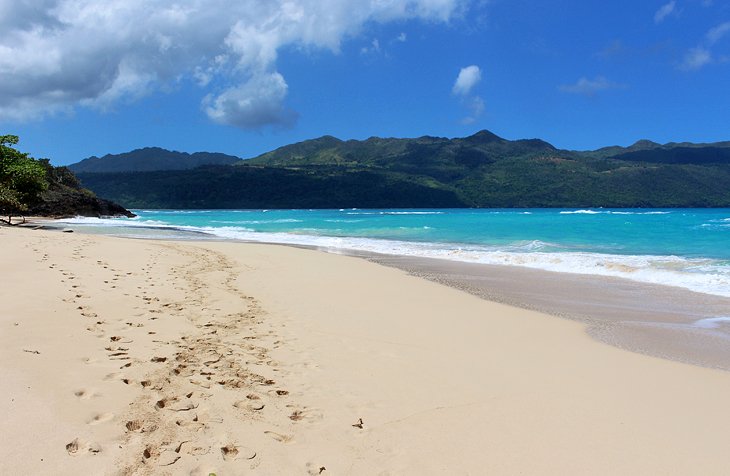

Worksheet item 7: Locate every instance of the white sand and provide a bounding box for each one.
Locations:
[2,226,730,475]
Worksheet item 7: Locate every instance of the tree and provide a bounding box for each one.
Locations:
[0,135,48,224]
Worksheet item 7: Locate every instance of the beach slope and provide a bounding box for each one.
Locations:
[2,226,729,475]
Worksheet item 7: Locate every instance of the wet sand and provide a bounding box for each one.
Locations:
[366,254,730,371]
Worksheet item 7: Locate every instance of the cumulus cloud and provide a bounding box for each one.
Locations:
[452,65,484,123]
[0,0,465,127]
[654,1,677,23]
[559,76,625,97]
[204,72,297,128]
[452,65,482,96]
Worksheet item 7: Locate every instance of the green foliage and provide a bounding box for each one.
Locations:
[75,130,730,209]
[77,166,464,209]
[0,135,48,219]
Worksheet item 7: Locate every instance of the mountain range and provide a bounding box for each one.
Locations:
[71,131,730,208]
[68,147,242,173]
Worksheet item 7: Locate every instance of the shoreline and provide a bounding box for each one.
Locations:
[367,254,730,371]
[4,225,730,474]
[42,219,730,372]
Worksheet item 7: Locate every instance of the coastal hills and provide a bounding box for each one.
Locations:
[68,147,242,173]
[72,130,730,208]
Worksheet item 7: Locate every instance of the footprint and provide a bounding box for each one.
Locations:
[74,389,98,400]
[175,441,209,456]
[66,438,101,456]
[264,431,293,443]
[155,397,179,410]
[103,372,123,381]
[125,419,152,432]
[220,444,255,461]
[142,446,159,460]
[87,413,114,425]
[288,407,324,422]
[233,400,264,411]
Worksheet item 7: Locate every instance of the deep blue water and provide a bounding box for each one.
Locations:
[60,208,730,297]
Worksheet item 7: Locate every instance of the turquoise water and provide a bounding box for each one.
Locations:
[59,208,730,297]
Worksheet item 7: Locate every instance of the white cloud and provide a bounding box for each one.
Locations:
[559,76,625,96]
[680,47,712,70]
[452,65,484,123]
[204,72,297,128]
[706,21,730,45]
[0,0,466,127]
[460,96,485,124]
[654,1,677,23]
[675,21,730,72]
[397,32,408,42]
[452,65,482,96]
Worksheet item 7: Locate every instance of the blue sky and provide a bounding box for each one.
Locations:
[1,0,729,166]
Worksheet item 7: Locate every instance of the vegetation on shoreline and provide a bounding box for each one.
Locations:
[0,135,48,223]
[0,135,133,222]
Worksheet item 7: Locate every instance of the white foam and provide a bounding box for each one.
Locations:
[692,317,730,329]
[58,216,171,227]
[209,219,303,225]
[136,209,219,214]
[346,211,445,215]
[559,210,671,215]
[57,216,730,298]
[560,209,600,214]
[170,227,730,297]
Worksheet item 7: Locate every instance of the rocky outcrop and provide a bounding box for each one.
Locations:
[28,187,135,218]
[27,165,135,218]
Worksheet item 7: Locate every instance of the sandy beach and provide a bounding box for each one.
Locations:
[3,225,730,475]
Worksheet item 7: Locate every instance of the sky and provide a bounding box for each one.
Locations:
[1,0,729,166]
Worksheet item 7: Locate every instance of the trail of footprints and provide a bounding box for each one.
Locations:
[35,237,322,472]
[116,245,304,473]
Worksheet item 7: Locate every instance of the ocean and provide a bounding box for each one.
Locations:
[58,208,730,298]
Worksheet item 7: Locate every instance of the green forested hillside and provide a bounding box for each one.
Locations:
[69,147,242,173]
[74,131,730,209]
[77,166,464,209]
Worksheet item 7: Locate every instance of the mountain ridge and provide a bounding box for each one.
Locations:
[68,147,242,173]
[71,130,730,209]
[67,130,730,172]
